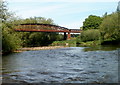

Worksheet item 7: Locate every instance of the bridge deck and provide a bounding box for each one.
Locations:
[14,23,82,33]
[15,29,81,33]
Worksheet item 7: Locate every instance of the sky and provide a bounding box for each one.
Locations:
[5,0,119,29]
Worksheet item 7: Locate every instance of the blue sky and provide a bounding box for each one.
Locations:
[6,0,119,29]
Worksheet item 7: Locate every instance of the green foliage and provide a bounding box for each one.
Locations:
[80,29,100,42]
[100,12,120,42]
[2,23,21,54]
[56,34,64,41]
[83,15,103,30]
[1,1,21,54]
[0,9,64,48]
[103,12,108,18]
[0,1,8,21]
[28,32,58,46]
[79,8,120,45]
[76,36,81,44]
[0,1,14,22]
[78,41,101,47]
[16,17,55,24]
[51,40,76,47]
[16,17,64,47]
[117,1,120,12]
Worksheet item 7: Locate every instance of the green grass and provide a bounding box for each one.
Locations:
[51,40,76,47]
[77,40,101,47]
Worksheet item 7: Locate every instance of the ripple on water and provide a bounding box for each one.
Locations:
[2,47,119,83]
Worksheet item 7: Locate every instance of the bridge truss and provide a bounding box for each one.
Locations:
[15,23,82,40]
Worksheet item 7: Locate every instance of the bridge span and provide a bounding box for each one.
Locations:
[15,23,82,40]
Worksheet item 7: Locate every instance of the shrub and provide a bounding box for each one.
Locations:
[2,25,22,54]
[80,29,100,42]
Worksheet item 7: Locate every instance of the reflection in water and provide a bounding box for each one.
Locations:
[82,45,120,52]
[2,46,119,83]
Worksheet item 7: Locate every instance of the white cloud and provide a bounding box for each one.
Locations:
[6,0,119,3]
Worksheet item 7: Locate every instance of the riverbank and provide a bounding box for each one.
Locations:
[14,46,66,52]
[77,41,101,47]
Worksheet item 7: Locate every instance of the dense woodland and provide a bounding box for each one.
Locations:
[1,1,120,54]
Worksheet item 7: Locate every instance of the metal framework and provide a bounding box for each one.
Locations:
[15,23,82,40]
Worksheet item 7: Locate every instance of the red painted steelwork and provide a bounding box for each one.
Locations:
[67,32,71,40]
[14,23,82,33]
[15,29,70,33]
[15,23,82,40]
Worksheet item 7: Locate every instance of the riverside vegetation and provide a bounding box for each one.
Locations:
[76,11,120,46]
[1,1,120,54]
[52,11,120,47]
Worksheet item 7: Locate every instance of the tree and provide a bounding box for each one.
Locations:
[117,1,120,12]
[0,1,13,22]
[103,12,107,18]
[83,15,103,30]
[1,1,21,54]
[100,12,120,42]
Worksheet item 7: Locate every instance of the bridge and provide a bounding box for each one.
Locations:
[15,23,82,40]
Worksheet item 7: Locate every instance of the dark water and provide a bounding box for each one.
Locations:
[2,46,120,83]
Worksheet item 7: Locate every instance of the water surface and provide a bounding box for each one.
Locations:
[2,46,119,83]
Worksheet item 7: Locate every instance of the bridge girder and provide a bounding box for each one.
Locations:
[15,23,82,40]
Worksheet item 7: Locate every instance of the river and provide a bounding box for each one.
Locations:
[2,45,120,83]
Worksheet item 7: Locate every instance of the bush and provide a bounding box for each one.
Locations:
[2,25,22,54]
[80,29,100,42]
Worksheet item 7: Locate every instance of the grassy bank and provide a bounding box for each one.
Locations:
[51,37,101,47]
[51,40,77,47]
[77,40,101,47]
[51,39,120,47]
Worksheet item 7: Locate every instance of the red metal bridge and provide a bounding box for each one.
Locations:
[15,23,82,40]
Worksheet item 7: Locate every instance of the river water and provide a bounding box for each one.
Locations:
[2,45,120,83]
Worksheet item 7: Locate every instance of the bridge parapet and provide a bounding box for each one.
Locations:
[15,23,68,31]
[15,23,81,33]
[15,23,82,40]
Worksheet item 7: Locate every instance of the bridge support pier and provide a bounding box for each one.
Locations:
[64,32,71,40]
[64,32,67,40]
[67,32,71,40]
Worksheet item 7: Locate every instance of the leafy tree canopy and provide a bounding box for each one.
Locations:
[83,15,103,30]
[100,12,120,41]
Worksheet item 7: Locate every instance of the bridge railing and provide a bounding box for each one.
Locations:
[15,23,82,33]
[15,23,69,31]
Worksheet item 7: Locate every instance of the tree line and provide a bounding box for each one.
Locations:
[77,3,120,46]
